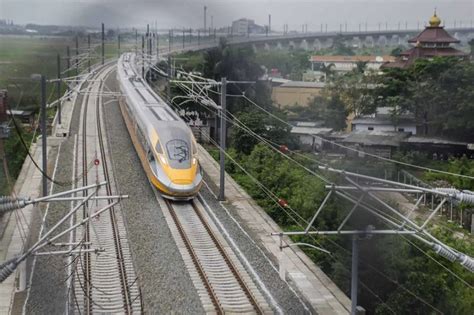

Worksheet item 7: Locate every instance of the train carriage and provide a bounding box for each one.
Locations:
[117,53,202,200]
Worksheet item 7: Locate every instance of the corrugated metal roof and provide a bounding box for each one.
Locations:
[291,126,333,135]
[279,81,326,88]
[295,121,324,127]
[341,130,410,147]
[310,55,396,63]
[403,137,468,146]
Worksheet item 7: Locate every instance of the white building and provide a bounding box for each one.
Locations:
[309,55,396,80]
[231,18,264,35]
[351,107,417,134]
[232,18,253,35]
[291,122,332,151]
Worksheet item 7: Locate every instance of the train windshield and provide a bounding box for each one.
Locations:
[166,139,190,168]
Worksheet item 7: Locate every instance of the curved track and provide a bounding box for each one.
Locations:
[72,64,141,314]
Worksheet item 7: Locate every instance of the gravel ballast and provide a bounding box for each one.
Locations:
[24,88,85,314]
[102,73,205,314]
[198,175,312,314]
[25,68,312,314]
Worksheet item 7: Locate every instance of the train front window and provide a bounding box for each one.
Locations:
[155,140,163,154]
[166,139,190,164]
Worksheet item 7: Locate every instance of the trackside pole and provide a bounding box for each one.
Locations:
[218,77,227,201]
[40,75,47,197]
[57,53,61,125]
[101,23,105,65]
[351,235,358,315]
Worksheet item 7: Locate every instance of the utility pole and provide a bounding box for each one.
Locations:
[268,14,271,33]
[141,35,145,78]
[211,15,213,30]
[66,46,70,92]
[40,75,47,197]
[87,34,91,73]
[182,28,185,49]
[351,235,359,315]
[198,30,200,46]
[156,33,159,57]
[75,36,79,76]
[204,6,207,30]
[118,34,121,58]
[56,54,61,125]
[101,23,105,65]
[135,29,138,55]
[167,55,172,100]
[169,29,172,53]
[148,36,152,60]
[218,77,227,201]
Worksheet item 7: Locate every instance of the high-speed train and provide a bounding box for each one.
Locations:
[117,53,203,200]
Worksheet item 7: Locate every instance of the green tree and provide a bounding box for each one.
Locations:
[374,57,474,140]
[320,63,335,81]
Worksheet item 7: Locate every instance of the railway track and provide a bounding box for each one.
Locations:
[72,64,141,314]
[163,198,271,314]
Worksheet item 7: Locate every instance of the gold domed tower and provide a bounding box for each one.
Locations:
[429,12,441,27]
[381,10,468,69]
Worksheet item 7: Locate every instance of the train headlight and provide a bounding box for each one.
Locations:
[192,157,197,165]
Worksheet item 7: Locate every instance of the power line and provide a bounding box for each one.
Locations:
[169,96,452,311]
[240,94,474,181]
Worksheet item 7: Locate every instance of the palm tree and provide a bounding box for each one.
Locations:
[320,63,335,81]
[355,61,368,74]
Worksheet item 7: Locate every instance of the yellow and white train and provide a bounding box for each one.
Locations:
[117,53,202,200]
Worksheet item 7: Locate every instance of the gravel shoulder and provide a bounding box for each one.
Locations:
[198,174,312,314]
[24,87,85,314]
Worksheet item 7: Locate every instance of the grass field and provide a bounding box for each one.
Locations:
[0,35,135,110]
[0,34,134,195]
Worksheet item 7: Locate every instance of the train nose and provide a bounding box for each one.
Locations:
[172,178,193,185]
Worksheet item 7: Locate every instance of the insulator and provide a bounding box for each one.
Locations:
[0,258,19,283]
[455,192,474,205]
[434,188,474,205]
[433,244,457,262]
[0,196,22,204]
[459,255,474,273]
[0,200,28,214]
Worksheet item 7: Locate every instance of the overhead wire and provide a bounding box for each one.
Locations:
[168,96,443,311]
[170,74,473,306]
[183,86,473,285]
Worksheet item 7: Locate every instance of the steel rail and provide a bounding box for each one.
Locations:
[165,199,263,314]
[96,75,133,314]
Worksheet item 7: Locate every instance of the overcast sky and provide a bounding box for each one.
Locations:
[1,0,473,31]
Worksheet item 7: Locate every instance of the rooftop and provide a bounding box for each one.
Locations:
[341,130,411,147]
[291,126,333,135]
[400,47,467,58]
[403,136,470,146]
[295,121,324,127]
[279,81,326,88]
[310,55,396,63]
[408,26,460,44]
